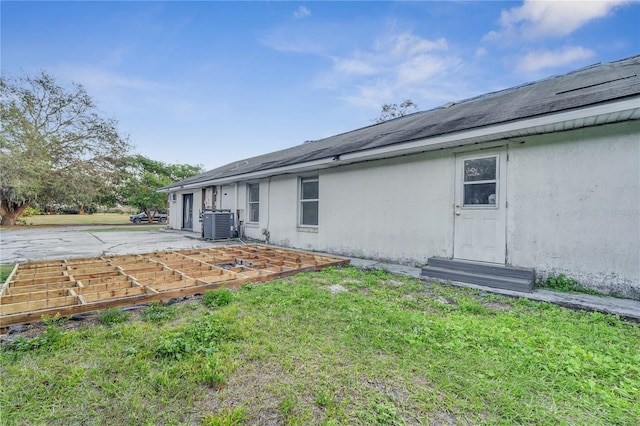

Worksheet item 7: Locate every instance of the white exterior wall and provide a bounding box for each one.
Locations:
[167,190,202,234]
[505,121,639,298]
[240,150,453,263]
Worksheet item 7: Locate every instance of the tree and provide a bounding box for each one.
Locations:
[0,71,130,225]
[374,99,418,123]
[120,155,203,222]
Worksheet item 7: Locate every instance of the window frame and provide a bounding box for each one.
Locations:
[298,176,319,228]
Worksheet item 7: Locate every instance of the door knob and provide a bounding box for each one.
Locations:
[455,211,461,216]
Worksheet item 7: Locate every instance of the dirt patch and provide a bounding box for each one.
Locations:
[483,301,511,312]
[327,284,348,295]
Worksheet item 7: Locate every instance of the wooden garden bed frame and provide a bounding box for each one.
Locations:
[1,244,349,329]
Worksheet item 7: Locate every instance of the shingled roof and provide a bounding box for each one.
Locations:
[161,55,640,190]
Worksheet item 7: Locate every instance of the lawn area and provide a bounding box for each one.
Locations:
[15,213,133,226]
[2,267,638,425]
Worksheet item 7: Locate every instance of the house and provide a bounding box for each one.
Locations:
[159,55,640,299]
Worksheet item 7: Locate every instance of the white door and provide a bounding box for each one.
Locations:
[453,149,506,264]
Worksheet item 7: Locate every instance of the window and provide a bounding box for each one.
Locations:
[299,177,318,226]
[247,183,259,223]
[463,156,497,206]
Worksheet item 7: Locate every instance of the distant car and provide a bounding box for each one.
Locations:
[129,211,167,224]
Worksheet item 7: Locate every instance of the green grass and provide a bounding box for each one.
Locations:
[0,264,15,282]
[2,267,638,425]
[13,213,131,226]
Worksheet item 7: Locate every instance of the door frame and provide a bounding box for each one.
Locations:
[452,147,507,264]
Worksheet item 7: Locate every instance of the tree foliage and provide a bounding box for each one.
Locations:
[120,155,203,222]
[0,71,130,224]
[374,99,418,123]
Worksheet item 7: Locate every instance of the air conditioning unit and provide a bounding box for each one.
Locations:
[203,210,233,240]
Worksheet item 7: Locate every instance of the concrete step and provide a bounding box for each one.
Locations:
[426,257,534,281]
[421,262,534,293]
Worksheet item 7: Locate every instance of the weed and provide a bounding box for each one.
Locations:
[542,273,600,295]
[203,289,234,308]
[5,316,71,355]
[358,401,404,425]
[281,393,297,418]
[199,355,227,388]
[154,312,232,360]
[202,408,247,426]
[141,302,178,323]
[155,331,193,360]
[98,308,130,326]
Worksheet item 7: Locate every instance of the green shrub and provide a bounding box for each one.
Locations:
[21,206,41,217]
[203,289,233,308]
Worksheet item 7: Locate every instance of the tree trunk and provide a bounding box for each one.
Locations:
[78,205,85,215]
[0,199,30,226]
[144,207,154,223]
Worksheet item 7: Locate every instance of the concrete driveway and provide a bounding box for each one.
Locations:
[0,226,230,264]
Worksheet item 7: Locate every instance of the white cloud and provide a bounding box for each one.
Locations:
[388,33,448,56]
[475,47,488,58]
[487,0,631,41]
[395,54,453,84]
[333,56,377,75]
[55,64,156,91]
[293,6,311,20]
[516,46,595,72]
[319,32,461,110]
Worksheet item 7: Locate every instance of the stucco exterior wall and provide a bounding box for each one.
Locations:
[505,121,639,298]
[168,190,202,234]
[240,151,453,264]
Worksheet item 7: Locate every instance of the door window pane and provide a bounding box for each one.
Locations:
[464,157,496,182]
[464,183,496,205]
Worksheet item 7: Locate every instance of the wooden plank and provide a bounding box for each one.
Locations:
[68,288,87,305]
[9,275,72,287]
[7,281,78,294]
[14,271,67,281]
[16,261,65,270]
[72,271,121,281]
[81,286,147,302]
[77,280,135,294]
[0,296,78,315]
[148,279,198,292]
[1,289,69,304]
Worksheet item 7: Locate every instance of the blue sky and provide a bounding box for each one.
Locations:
[2,1,639,171]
